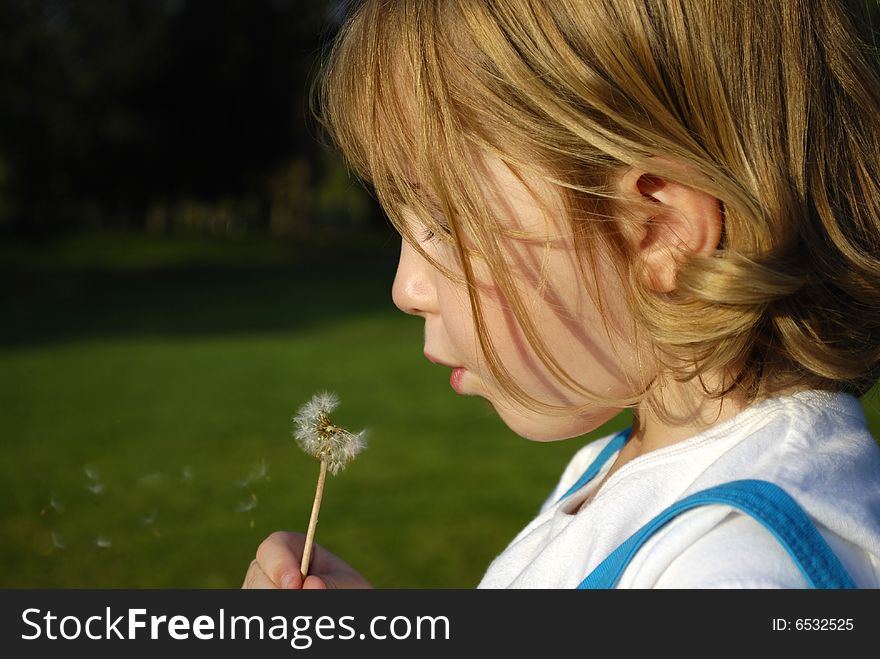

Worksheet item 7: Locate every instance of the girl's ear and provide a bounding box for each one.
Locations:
[617,166,723,293]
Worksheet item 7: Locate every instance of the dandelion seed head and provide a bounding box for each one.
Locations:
[292,392,367,475]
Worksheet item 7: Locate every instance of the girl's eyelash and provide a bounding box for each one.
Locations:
[420,220,452,243]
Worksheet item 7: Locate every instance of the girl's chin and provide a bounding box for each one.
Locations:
[493,407,587,442]
[494,403,621,442]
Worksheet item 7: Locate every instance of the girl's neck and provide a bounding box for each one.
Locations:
[626,377,806,463]
[629,393,741,456]
[588,383,748,495]
[575,381,811,513]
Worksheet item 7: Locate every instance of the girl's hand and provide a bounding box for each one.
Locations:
[242,531,372,589]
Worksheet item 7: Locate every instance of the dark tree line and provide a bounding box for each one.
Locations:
[2,0,876,237]
[0,0,373,236]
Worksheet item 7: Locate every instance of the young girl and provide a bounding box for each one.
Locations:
[243,0,880,588]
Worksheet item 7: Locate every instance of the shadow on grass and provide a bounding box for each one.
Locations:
[2,233,402,348]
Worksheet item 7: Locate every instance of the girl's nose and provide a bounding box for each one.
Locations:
[391,239,437,317]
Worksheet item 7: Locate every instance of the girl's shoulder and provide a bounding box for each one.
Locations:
[617,390,880,588]
[618,505,880,588]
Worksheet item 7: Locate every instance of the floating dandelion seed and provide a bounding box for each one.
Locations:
[95,534,112,549]
[142,509,158,525]
[252,459,268,481]
[292,392,367,579]
[181,466,194,483]
[86,481,105,496]
[48,493,64,513]
[236,493,258,513]
[237,459,269,488]
[84,466,105,495]
[51,532,65,550]
[41,493,65,516]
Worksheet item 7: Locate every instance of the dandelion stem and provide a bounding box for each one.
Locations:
[300,458,328,579]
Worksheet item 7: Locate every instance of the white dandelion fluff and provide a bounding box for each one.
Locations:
[251,459,268,481]
[84,466,105,495]
[292,392,367,579]
[41,493,65,516]
[48,493,65,513]
[237,459,269,488]
[86,481,105,496]
[50,532,65,550]
[95,534,112,549]
[236,493,258,513]
[292,391,367,475]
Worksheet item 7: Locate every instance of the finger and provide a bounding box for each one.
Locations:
[255,532,306,589]
[302,575,328,590]
[303,572,371,590]
[308,541,362,576]
[242,560,280,589]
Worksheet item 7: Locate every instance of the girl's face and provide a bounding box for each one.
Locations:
[392,159,648,441]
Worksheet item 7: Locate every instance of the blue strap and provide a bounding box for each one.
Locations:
[577,479,856,589]
[557,428,631,504]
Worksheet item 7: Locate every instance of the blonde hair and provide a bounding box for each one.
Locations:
[319,0,880,417]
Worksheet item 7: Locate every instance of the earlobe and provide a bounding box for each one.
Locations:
[618,166,723,293]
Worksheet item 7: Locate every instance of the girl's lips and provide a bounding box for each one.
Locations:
[450,367,466,394]
[425,352,467,393]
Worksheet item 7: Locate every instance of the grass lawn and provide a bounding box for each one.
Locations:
[1,230,877,588]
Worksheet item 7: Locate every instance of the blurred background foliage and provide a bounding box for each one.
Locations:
[1,0,879,588]
[0,0,380,237]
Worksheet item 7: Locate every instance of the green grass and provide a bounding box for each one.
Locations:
[2,322,607,588]
[1,230,622,588]
[1,230,878,588]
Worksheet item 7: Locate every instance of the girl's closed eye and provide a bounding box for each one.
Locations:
[419,214,453,244]
[420,226,450,243]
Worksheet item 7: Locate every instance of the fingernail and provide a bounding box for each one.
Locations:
[280,573,296,589]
